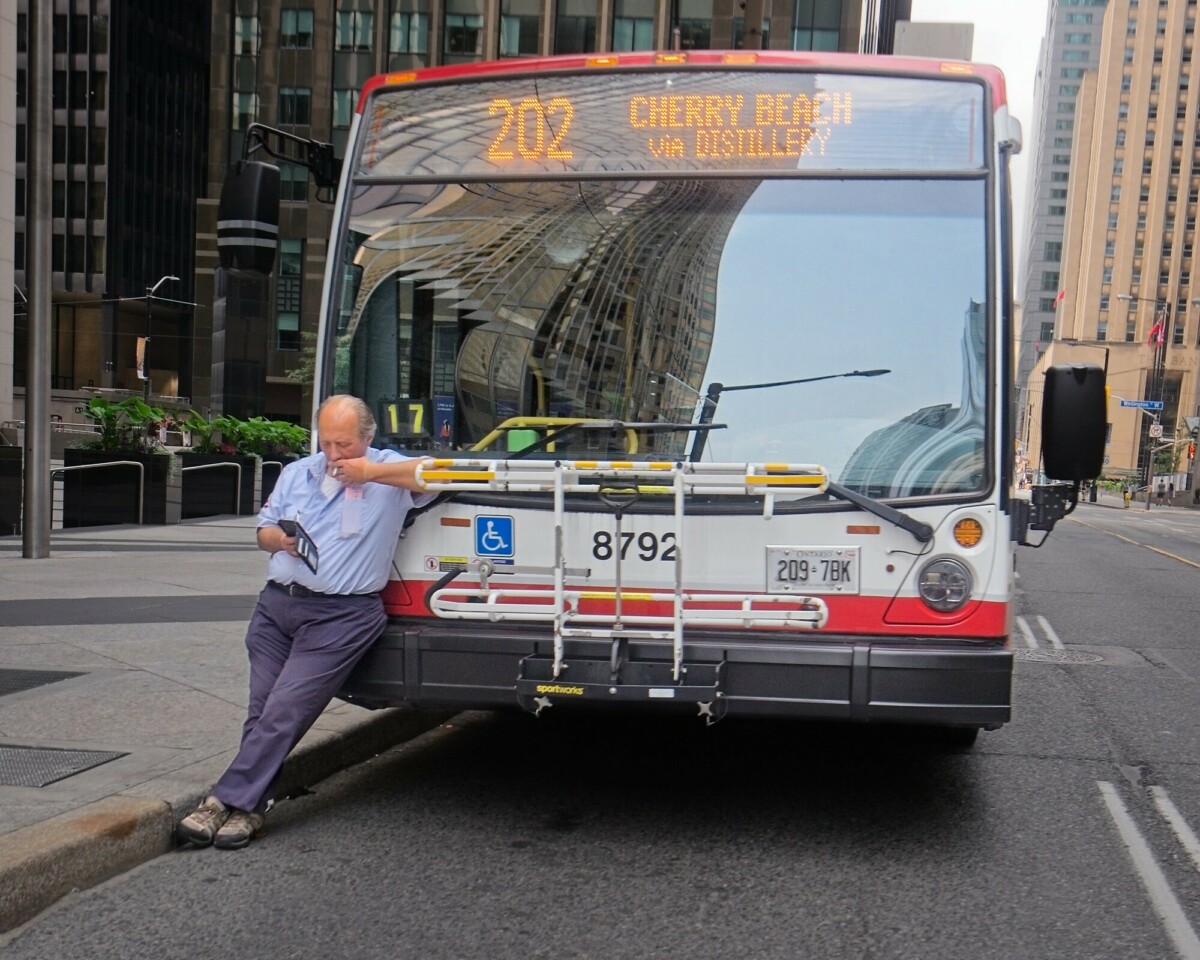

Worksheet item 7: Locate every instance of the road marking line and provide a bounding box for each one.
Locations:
[1036,615,1065,650]
[1014,615,1038,649]
[1070,517,1200,570]
[1151,786,1200,873]
[1097,781,1200,960]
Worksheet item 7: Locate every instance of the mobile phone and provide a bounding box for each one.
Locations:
[277,518,299,536]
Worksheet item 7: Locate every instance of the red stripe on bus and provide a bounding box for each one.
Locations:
[382,579,1009,640]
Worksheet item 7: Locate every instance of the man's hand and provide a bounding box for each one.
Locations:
[257,524,300,557]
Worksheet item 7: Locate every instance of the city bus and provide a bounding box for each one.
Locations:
[220,51,1105,745]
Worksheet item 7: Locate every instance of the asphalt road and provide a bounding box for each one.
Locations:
[3,500,1200,960]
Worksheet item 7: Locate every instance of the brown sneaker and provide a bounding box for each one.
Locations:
[213,808,265,850]
[176,795,229,847]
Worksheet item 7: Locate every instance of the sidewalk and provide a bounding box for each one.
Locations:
[0,517,450,933]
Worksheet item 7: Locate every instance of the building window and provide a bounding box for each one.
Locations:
[612,0,654,50]
[234,16,260,55]
[1049,205,1066,216]
[333,88,357,128]
[445,12,484,54]
[232,91,258,130]
[555,0,598,53]
[500,8,540,55]
[612,16,652,49]
[336,11,374,51]
[276,239,302,350]
[277,313,301,351]
[792,0,838,50]
[1063,49,1089,62]
[1039,297,1057,311]
[1061,67,1086,78]
[280,164,308,202]
[281,9,314,47]
[390,11,429,53]
[279,86,312,125]
[1042,271,1060,291]
[1064,32,1091,42]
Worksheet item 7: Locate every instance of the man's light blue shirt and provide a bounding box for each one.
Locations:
[258,448,432,595]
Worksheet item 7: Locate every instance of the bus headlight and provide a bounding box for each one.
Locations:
[917,558,973,612]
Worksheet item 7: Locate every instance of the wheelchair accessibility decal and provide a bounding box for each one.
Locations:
[474,515,515,563]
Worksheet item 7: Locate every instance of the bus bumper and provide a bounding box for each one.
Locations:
[338,622,1012,729]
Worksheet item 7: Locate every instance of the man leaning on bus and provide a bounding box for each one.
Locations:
[176,394,433,849]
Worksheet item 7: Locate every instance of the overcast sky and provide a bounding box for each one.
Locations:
[910,0,1051,272]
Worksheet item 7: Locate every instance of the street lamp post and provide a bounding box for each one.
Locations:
[143,275,180,400]
[1116,294,1169,509]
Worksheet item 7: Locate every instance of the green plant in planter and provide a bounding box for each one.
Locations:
[81,397,169,454]
[179,411,221,453]
[180,413,311,458]
[235,417,311,457]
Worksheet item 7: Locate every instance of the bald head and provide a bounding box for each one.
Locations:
[317,395,376,443]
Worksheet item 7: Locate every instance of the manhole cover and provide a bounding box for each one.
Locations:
[1014,649,1105,664]
[0,744,127,787]
[0,668,85,698]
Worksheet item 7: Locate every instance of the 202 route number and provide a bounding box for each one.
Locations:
[592,530,676,562]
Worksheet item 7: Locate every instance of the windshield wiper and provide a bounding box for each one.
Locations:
[824,482,933,543]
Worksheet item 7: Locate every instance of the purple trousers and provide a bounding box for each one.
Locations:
[212,586,386,814]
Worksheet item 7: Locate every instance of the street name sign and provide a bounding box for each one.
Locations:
[1119,400,1164,410]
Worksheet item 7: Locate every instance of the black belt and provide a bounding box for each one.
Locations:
[266,580,338,599]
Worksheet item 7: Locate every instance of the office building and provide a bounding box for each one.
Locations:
[10,1,211,421]
[1030,0,1200,493]
[1018,0,1110,396]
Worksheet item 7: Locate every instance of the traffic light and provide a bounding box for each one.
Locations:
[1190,442,1196,461]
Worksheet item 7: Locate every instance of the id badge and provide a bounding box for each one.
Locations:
[341,486,364,537]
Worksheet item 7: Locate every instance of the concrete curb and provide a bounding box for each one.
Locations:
[0,707,454,934]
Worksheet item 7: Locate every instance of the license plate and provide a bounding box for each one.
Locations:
[766,546,860,594]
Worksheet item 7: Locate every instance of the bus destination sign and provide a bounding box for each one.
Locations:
[485,92,852,165]
[362,71,986,178]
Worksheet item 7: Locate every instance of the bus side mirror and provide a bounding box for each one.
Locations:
[1041,363,1106,481]
[217,160,280,275]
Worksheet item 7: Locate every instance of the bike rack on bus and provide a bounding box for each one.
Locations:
[415,459,832,698]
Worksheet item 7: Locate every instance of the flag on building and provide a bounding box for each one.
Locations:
[1054,289,1066,308]
[1146,305,1166,347]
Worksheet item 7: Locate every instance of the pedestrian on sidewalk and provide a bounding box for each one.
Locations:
[176,395,433,850]
[1156,480,1166,506]
[1123,485,1132,509]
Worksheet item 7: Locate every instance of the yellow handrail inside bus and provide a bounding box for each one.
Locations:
[471,417,640,455]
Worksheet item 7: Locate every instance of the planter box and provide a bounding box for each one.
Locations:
[62,450,179,527]
[259,455,298,507]
[0,446,22,535]
[180,453,259,519]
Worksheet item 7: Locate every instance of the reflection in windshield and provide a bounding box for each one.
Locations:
[336,176,988,498]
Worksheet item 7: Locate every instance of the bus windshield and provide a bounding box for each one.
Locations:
[333,69,991,500]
